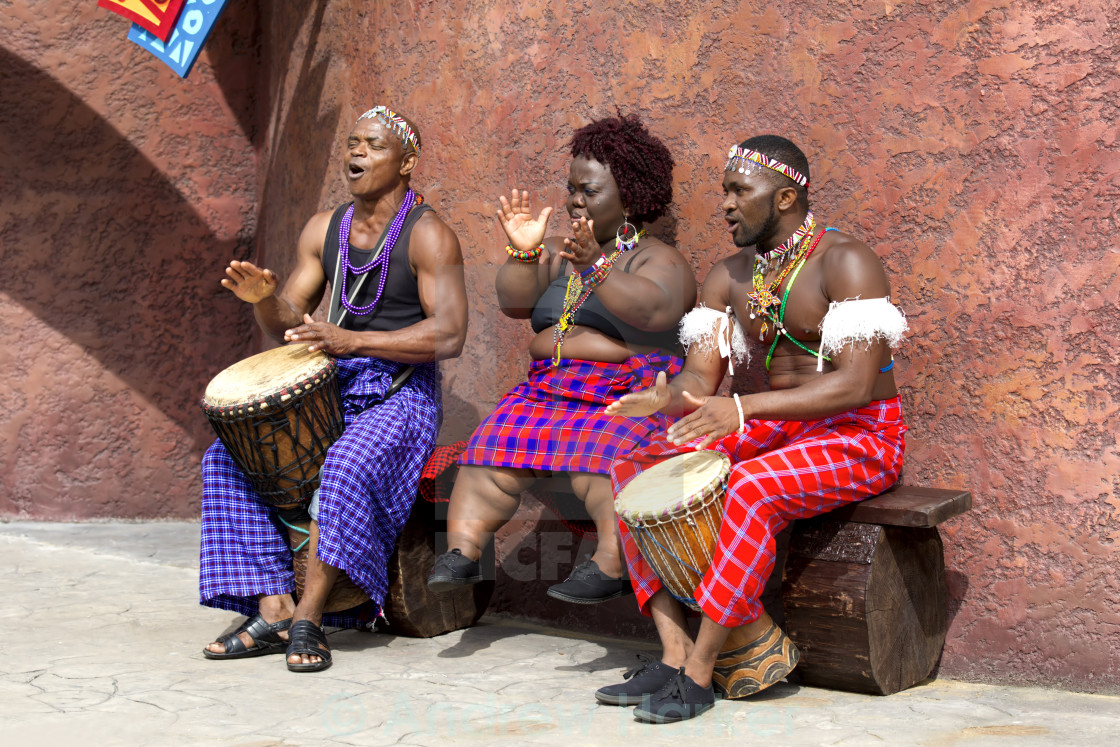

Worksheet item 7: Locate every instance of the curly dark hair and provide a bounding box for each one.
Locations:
[569,113,674,224]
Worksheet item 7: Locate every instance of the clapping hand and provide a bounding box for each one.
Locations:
[560,216,602,270]
[221,260,279,303]
[497,189,553,256]
[605,371,671,418]
[666,392,740,448]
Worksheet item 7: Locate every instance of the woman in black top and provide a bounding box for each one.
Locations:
[429,114,696,603]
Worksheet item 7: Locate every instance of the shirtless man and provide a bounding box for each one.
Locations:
[600,135,908,722]
[200,106,467,672]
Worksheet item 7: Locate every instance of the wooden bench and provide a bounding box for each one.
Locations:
[396,442,973,696]
[781,485,972,695]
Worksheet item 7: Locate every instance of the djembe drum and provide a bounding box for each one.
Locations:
[615,450,799,698]
[201,344,367,613]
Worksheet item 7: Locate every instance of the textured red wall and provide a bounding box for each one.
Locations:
[4,0,1116,691]
[252,0,1119,690]
[0,2,260,518]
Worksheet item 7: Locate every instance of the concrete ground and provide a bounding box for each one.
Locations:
[1,522,1117,747]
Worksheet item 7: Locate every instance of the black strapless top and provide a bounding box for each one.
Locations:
[530,255,683,353]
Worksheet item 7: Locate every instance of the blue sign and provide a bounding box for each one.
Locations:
[128,0,230,79]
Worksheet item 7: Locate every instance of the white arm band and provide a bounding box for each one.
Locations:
[818,297,908,357]
[679,305,749,374]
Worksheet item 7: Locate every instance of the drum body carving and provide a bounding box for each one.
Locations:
[202,345,364,613]
[616,450,799,698]
[201,345,345,509]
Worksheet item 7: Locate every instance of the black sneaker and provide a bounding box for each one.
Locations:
[546,557,632,604]
[595,654,678,706]
[633,668,716,724]
[426,549,482,593]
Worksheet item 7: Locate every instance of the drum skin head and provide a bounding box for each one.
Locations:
[616,451,730,522]
[204,345,330,406]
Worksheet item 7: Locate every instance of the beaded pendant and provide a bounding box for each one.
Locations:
[746,214,816,341]
[551,229,646,366]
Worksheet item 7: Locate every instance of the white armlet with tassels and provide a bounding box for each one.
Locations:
[679,305,749,374]
[817,297,908,371]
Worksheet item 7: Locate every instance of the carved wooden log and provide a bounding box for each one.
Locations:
[782,519,948,695]
[381,499,494,638]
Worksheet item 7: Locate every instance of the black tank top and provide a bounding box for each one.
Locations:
[321,200,433,332]
[530,254,683,353]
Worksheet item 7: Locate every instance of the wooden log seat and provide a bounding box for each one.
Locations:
[781,485,972,695]
[380,496,495,638]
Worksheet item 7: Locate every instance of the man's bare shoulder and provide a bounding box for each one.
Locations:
[409,209,464,264]
[697,254,741,307]
[296,208,339,257]
[817,229,890,299]
[706,251,757,289]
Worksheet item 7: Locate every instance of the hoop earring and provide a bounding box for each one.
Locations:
[616,218,639,246]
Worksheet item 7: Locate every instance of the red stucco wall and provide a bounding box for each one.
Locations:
[4,0,1117,691]
[251,0,1119,690]
[1,2,260,518]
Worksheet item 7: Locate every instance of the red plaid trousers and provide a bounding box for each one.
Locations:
[610,397,906,627]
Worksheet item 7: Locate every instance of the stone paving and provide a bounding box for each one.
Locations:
[1,521,1118,746]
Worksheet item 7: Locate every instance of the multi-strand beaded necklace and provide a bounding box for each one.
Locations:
[337,190,420,316]
[747,212,815,341]
[552,229,646,366]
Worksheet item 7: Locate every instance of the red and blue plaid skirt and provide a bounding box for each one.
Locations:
[459,352,682,475]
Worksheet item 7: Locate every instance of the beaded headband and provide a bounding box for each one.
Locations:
[725,146,808,188]
[357,105,422,156]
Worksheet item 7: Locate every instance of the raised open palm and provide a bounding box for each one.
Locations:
[221,260,278,303]
[496,189,553,254]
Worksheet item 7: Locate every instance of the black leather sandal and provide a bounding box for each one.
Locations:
[285,619,333,673]
[203,614,291,660]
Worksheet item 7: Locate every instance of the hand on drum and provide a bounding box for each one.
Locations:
[222,260,279,304]
[605,371,671,418]
[560,217,601,270]
[667,392,740,448]
[497,189,553,257]
[285,314,354,355]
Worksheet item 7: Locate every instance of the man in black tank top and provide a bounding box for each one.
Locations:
[200,107,467,673]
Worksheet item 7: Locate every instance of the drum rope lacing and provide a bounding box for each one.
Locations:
[631,527,708,608]
[623,470,729,610]
[278,516,311,552]
[202,359,345,508]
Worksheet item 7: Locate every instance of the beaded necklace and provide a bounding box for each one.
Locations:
[747,214,815,340]
[754,211,814,275]
[338,189,419,316]
[763,229,830,369]
[552,229,646,366]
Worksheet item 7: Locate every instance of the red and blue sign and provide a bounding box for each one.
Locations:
[126,0,231,78]
[99,0,186,43]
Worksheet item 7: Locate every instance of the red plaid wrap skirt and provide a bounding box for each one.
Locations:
[459,352,682,475]
[611,396,906,627]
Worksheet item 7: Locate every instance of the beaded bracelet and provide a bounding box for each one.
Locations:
[582,263,611,288]
[506,243,544,262]
[733,393,745,433]
[579,255,606,278]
